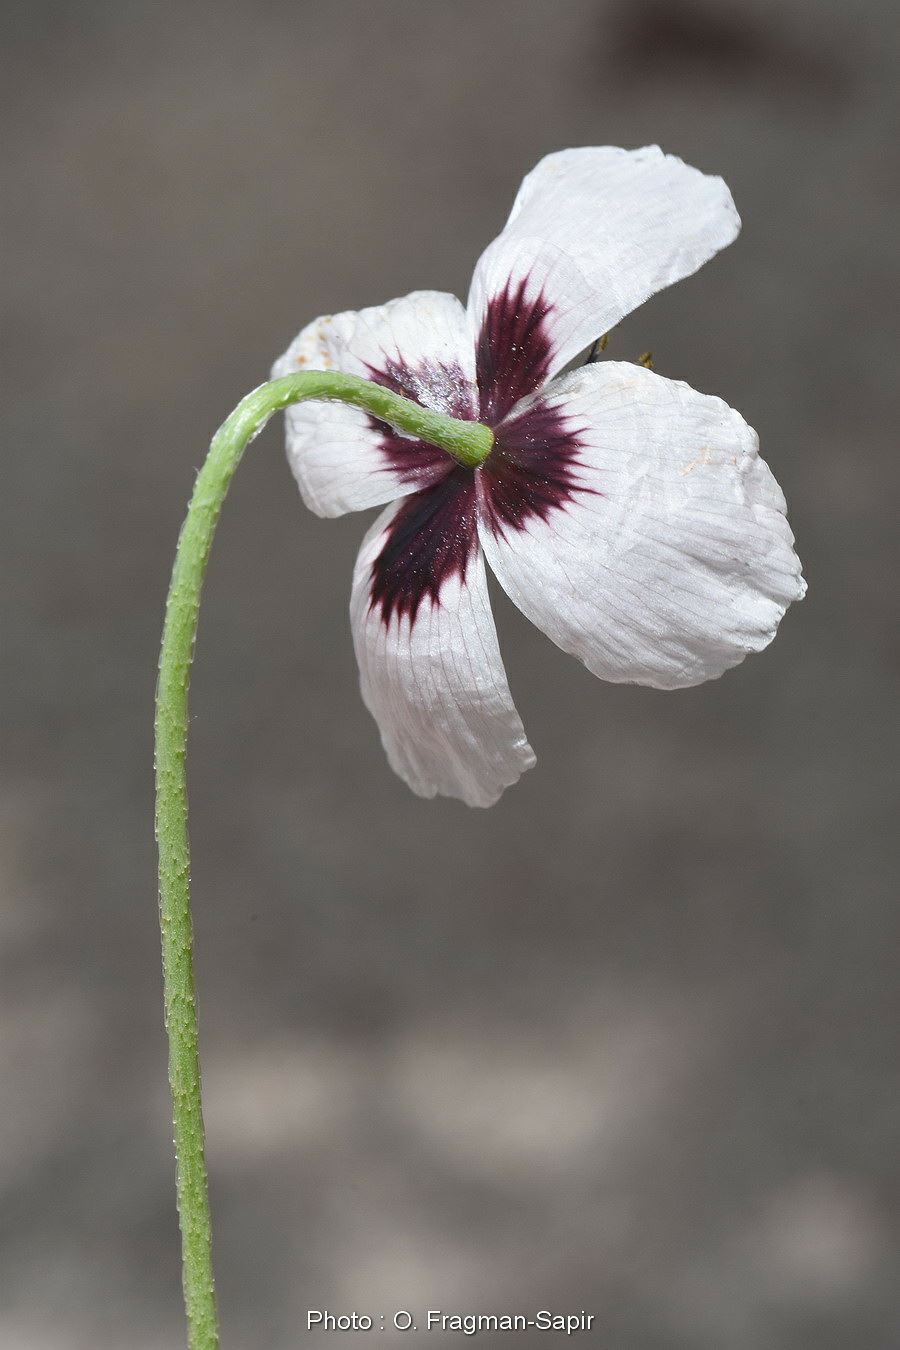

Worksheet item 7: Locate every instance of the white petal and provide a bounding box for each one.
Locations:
[468,146,740,388]
[272,291,477,517]
[350,502,535,807]
[478,362,805,689]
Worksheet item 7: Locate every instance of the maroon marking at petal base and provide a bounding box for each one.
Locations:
[479,396,593,539]
[370,425,450,489]
[475,278,554,425]
[364,355,477,489]
[368,355,477,421]
[369,467,478,627]
[365,306,590,629]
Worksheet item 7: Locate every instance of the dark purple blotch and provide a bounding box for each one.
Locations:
[369,467,477,626]
[365,286,591,627]
[478,398,590,539]
[475,278,554,425]
[364,356,476,490]
[369,354,477,422]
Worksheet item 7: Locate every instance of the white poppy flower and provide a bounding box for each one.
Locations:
[273,146,805,807]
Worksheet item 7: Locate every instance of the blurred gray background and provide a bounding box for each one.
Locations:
[2,1,898,1347]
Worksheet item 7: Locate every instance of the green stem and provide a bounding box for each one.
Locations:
[154,372,493,1350]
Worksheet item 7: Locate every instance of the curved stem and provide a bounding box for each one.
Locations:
[154,374,492,1349]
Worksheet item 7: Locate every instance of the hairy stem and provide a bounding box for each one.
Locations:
[154,373,492,1349]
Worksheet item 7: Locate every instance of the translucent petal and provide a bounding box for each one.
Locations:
[272,291,477,517]
[478,362,805,689]
[351,501,535,806]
